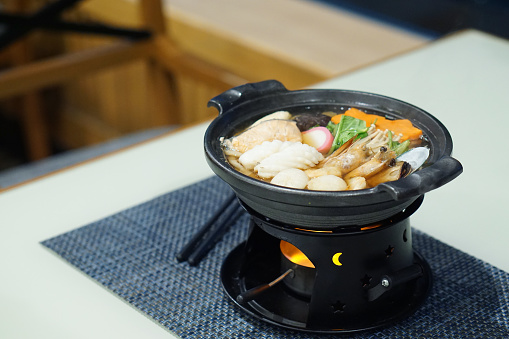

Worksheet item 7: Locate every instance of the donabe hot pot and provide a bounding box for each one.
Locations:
[204,80,462,333]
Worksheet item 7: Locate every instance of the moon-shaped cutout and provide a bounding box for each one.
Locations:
[332,252,343,266]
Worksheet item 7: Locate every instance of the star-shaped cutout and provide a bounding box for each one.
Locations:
[385,245,395,257]
[360,274,372,288]
[331,300,346,314]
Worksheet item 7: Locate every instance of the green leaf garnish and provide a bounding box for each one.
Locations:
[326,115,368,156]
[387,130,410,156]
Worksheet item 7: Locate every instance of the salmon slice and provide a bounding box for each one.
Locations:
[225,120,302,153]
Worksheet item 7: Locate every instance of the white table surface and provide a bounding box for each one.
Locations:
[313,29,509,273]
[1,29,508,338]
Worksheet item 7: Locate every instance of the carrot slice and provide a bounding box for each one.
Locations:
[330,108,422,141]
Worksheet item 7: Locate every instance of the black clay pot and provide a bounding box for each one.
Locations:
[204,80,462,229]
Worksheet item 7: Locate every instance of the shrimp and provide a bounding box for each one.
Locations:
[343,146,396,181]
[318,128,400,177]
[366,161,411,187]
[319,134,374,175]
[346,176,367,190]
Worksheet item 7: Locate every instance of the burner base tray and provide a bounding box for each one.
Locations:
[221,243,432,334]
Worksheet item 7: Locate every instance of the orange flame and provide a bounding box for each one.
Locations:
[280,240,315,268]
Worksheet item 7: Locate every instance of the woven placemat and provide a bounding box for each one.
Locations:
[41,176,509,338]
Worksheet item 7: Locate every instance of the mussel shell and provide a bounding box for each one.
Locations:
[397,147,430,173]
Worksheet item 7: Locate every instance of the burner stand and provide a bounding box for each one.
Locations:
[220,197,432,333]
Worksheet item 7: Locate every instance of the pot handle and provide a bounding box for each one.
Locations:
[208,80,288,115]
[375,156,463,201]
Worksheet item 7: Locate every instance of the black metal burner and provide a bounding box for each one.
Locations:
[220,196,432,333]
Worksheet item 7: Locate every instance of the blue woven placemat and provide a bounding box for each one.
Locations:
[41,176,509,338]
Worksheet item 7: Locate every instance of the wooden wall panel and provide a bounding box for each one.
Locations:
[1,0,427,151]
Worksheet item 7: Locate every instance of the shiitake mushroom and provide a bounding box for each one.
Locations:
[293,113,331,131]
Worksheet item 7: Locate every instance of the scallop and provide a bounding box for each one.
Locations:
[271,168,309,189]
[307,175,347,191]
[305,166,342,178]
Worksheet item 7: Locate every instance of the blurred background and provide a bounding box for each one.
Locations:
[0,0,507,181]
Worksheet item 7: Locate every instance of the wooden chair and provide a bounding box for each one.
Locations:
[0,0,246,160]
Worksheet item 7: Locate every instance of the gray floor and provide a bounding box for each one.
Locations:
[317,0,509,40]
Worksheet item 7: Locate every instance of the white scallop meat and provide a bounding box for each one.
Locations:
[270,168,309,189]
[307,175,347,191]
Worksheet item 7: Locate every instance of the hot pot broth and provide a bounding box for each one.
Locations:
[221,107,428,191]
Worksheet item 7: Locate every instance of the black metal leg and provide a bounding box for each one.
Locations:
[0,13,151,40]
[0,0,84,49]
[0,0,151,50]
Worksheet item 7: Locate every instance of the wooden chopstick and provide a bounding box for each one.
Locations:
[176,192,238,263]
